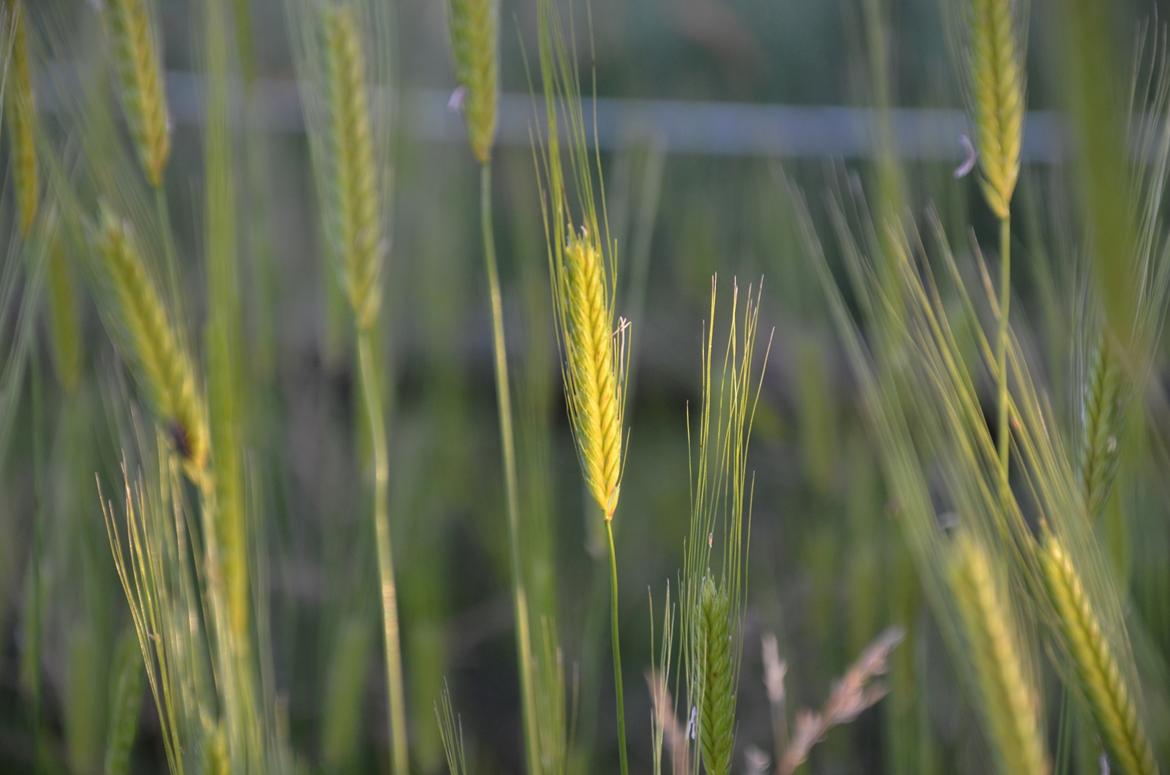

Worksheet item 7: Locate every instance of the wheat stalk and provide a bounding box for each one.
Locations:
[102,0,171,187]
[1039,535,1157,775]
[323,3,382,333]
[97,210,208,475]
[445,0,498,164]
[948,534,1048,775]
[4,0,38,235]
[46,235,81,393]
[561,231,626,520]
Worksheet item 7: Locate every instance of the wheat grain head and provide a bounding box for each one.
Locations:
[1040,534,1157,775]
[445,0,498,164]
[967,0,1024,218]
[948,534,1048,775]
[97,209,207,475]
[102,0,171,187]
[323,3,382,332]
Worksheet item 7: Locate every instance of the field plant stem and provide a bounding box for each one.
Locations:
[356,330,409,775]
[605,518,629,775]
[996,215,1012,491]
[479,162,542,774]
[153,185,182,311]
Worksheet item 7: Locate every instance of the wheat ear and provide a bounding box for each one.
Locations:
[562,232,625,520]
[1040,535,1157,775]
[97,210,208,474]
[949,535,1048,775]
[1081,335,1122,521]
[969,0,1023,219]
[324,3,382,332]
[102,0,171,187]
[4,0,37,235]
[445,0,499,164]
[698,577,735,775]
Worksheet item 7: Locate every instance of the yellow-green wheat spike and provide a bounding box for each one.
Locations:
[445,0,499,164]
[969,0,1024,219]
[948,535,1048,775]
[98,210,208,474]
[562,232,623,519]
[102,0,171,187]
[5,0,38,235]
[323,4,382,331]
[1040,535,1157,775]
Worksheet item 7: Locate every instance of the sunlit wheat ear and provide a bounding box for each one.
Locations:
[445,0,498,164]
[558,230,626,519]
[948,534,1048,775]
[1039,534,1157,775]
[97,210,208,474]
[323,3,382,332]
[102,0,171,187]
[4,0,38,235]
[698,577,735,775]
[967,0,1024,218]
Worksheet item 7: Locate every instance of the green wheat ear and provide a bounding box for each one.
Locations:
[948,534,1048,775]
[4,0,38,235]
[1039,534,1157,775]
[1080,335,1122,521]
[968,0,1024,218]
[698,577,735,775]
[97,209,208,475]
[445,0,499,164]
[102,0,172,187]
[323,3,383,332]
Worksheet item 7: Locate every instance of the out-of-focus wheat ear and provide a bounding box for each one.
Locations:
[968,0,1024,218]
[562,232,624,519]
[46,234,82,393]
[1080,335,1122,521]
[323,3,382,331]
[698,577,735,775]
[444,0,499,164]
[97,209,208,475]
[948,535,1048,775]
[5,0,38,235]
[102,0,171,187]
[1039,535,1157,775]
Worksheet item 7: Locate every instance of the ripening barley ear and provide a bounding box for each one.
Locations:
[444,0,499,164]
[101,0,171,187]
[96,209,208,475]
[1039,533,1157,775]
[559,231,626,520]
[323,3,382,332]
[966,0,1024,219]
[4,0,39,235]
[948,534,1048,775]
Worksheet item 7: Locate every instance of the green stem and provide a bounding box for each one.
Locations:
[606,519,629,775]
[153,184,183,316]
[356,331,409,775]
[996,215,1012,495]
[480,163,542,774]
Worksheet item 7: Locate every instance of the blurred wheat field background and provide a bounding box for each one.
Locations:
[4,0,1170,773]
